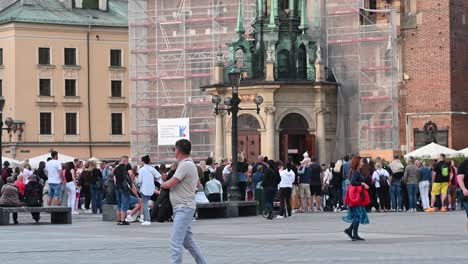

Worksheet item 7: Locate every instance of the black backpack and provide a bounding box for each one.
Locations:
[378,172,389,188]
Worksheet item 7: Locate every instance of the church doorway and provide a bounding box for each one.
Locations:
[237,114,261,164]
[279,113,315,164]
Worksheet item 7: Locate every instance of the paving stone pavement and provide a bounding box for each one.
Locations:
[0,210,467,264]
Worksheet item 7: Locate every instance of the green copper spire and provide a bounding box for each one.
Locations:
[235,0,245,34]
[257,0,264,18]
[299,0,309,32]
[268,0,278,29]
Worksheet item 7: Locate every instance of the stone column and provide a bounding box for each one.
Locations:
[264,106,276,159]
[316,110,326,164]
[215,112,225,163]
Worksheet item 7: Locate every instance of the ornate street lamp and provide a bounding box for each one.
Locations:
[0,97,15,171]
[211,67,263,200]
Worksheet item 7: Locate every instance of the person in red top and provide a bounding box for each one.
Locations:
[14,175,26,197]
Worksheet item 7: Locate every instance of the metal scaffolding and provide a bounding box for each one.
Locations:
[326,0,399,155]
[129,0,256,162]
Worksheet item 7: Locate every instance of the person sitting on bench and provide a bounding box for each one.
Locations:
[0,177,22,224]
[205,174,223,202]
[24,175,44,223]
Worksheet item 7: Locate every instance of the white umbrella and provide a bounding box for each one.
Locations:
[1,156,22,167]
[458,147,468,157]
[404,142,460,159]
[27,153,76,169]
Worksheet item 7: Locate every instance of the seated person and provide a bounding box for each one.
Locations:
[0,177,22,224]
[24,175,44,223]
[205,174,223,202]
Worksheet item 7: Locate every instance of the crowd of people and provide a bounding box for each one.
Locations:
[1,148,467,231]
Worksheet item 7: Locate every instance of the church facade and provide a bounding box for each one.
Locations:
[203,0,338,164]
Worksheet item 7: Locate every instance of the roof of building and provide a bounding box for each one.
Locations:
[0,0,128,27]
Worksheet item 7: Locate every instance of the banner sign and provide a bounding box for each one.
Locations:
[158,118,190,146]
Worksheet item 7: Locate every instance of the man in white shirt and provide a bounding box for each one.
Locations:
[205,175,223,202]
[45,151,64,206]
[138,155,161,225]
[161,139,207,264]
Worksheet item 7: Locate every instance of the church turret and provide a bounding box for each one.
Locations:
[228,0,318,82]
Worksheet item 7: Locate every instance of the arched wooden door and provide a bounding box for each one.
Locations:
[279,113,315,164]
[237,114,261,164]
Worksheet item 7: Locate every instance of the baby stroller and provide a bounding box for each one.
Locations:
[262,190,281,218]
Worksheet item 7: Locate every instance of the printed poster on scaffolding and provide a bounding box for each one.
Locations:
[157,118,190,146]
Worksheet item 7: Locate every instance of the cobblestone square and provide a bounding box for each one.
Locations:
[0,211,466,264]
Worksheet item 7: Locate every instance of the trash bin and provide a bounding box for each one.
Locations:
[255,182,263,214]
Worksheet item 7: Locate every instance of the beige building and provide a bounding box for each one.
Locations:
[0,0,130,161]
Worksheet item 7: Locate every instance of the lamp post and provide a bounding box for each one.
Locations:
[0,96,14,172]
[211,67,263,200]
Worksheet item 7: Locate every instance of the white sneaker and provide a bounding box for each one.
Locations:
[72,211,79,215]
[139,217,145,223]
[141,221,151,226]
[125,215,133,222]
[276,215,284,219]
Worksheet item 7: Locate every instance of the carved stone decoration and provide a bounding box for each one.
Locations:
[423,121,438,144]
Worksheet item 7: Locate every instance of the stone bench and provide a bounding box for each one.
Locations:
[196,201,257,219]
[102,204,118,222]
[0,206,71,225]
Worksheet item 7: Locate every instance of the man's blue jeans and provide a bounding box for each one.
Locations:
[170,207,207,264]
[90,185,103,214]
[391,183,402,210]
[406,184,418,210]
[142,195,151,222]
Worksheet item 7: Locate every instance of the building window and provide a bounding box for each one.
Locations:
[65,79,76,96]
[110,49,122,67]
[64,48,76,65]
[111,113,123,135]
[0,48,3,65]
[111,80,122,97]
[65,113,77,135]
[39,79,51,96]
[40,112,52,135]
[38,47,50,65]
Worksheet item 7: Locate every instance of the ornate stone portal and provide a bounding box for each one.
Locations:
[203,0,338,164]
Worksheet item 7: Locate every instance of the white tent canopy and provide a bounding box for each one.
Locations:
[2,156,22,167]
[459,147,468,157]
[26,153,76,169]
[404,142,460,159]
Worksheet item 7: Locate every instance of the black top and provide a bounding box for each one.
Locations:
[114,164,132,189]
[457,160,468,197]
[434,161,450,183]
[309,163,322,186]
[65,170,73,183]
[90,168,102,185]
[261,168,280,188]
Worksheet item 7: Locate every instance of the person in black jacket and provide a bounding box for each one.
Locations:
[89,161,103,214]
[262,160,281,220]
[24,175,44,223]
[151,163,176,222]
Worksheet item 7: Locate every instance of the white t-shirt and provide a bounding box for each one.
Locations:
[137,164,161,196]
[372,168,390,188]
[22,168,33,185]
[46,159,63,184]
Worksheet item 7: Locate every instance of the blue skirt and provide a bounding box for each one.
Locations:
[342,206,369,224]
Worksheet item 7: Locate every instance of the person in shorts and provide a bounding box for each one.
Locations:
[309,158,323,212]
[45,151,64,206]
[426,153,452,212]
[456,159,468,230]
